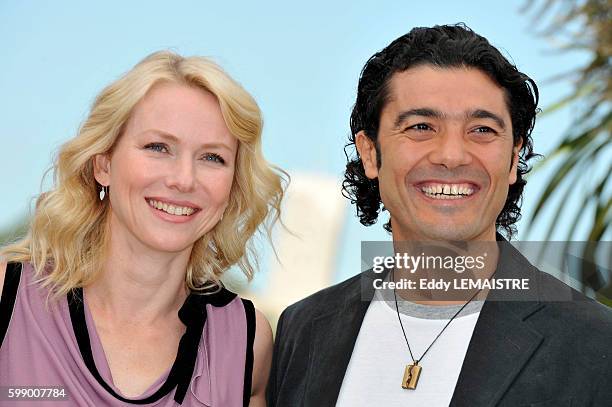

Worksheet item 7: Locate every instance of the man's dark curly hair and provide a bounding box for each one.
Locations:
[342,23,540,239]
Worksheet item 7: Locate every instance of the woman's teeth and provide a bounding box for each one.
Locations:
[147,199,196,216]
[421,183,474,200]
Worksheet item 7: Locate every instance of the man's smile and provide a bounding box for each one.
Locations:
[416,182,479,200]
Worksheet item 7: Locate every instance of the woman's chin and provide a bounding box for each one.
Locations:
[143,238,196,255]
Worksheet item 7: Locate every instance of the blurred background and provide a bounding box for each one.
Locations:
[1,0,610,322]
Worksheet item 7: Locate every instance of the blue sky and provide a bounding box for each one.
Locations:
[0,1,602,283]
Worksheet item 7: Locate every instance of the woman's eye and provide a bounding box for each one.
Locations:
[144,143,169,153]
[203,153,225,164]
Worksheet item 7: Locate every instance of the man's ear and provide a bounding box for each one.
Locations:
[509,138,523,185]
[355,131,379,179]
[93,154,111,186]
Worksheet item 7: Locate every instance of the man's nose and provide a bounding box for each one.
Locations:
[427,128,472,169]
[166,157,196,192]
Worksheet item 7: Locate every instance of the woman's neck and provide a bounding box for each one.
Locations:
[85,230,191,327]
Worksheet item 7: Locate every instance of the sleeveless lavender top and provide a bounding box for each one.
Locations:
[0,263,255,406]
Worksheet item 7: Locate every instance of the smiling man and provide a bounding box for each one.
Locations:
[267,24,612,406]
[359,66,520,243]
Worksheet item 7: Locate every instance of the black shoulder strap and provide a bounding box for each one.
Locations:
[241,298,256,407]
[0,262,23,347]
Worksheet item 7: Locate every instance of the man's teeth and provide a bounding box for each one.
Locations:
[147,199,196,216]
[421,184,474,199]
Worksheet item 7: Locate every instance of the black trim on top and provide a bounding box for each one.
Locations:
[0,262,22,348]
[241,298,256,407]
[67,285,237,405]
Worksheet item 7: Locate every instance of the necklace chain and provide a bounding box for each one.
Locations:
[391,268,483,365]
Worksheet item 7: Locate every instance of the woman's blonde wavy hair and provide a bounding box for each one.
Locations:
[1,50,285,299]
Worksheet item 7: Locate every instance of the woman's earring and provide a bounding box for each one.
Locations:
[99,185,108,201]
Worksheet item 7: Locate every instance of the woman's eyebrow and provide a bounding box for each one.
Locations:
[139,129,234,151]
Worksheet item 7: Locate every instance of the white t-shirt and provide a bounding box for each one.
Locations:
[336,290,482,407]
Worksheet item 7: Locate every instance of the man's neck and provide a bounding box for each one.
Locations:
[389,240,499,306]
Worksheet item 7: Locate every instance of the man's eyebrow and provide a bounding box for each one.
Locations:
[468,109,506,130]
[392,108,507,130]
[393,108,444,129]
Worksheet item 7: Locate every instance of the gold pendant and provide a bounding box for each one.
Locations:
[402,363,421,389]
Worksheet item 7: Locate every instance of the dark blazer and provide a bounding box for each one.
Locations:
[267,243,612,407]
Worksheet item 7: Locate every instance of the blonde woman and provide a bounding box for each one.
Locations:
[0,51,284,406]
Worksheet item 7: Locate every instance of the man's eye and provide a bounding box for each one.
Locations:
[473,126,496,134]
[203,153,226,164]
[144,143,169,153]
[406,123,433,132]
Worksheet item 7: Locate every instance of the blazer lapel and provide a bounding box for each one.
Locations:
[450,241,547,407]
[303,270,381,406]
[449,300,544,406]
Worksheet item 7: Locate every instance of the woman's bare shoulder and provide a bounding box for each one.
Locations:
[250,308,273,406]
